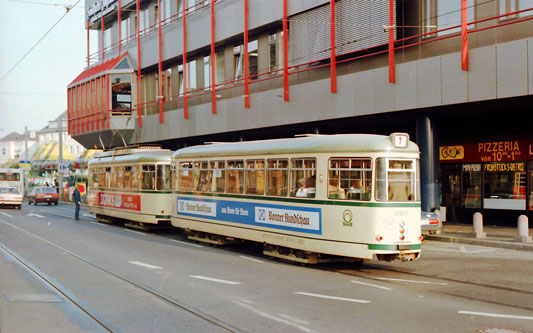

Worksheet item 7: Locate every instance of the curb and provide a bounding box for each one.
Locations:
[425,234,533,252]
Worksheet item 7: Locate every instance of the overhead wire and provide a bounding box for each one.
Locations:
[0,0,82,82]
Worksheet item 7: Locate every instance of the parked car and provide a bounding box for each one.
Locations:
[0,186,23,209]
[28,187,59,206]
[421,210,442,235]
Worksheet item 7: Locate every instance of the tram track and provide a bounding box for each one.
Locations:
[323,261,533,312]
[0,218,243,333]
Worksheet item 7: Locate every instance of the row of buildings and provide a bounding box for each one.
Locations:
[0,111,88,172]
[65,0,532,225]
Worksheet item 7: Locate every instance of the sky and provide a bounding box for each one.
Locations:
[0,0,97,136]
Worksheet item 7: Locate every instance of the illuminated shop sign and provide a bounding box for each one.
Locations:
[484,162,525,172]
[87,0,118,25]
[440,140,533,163]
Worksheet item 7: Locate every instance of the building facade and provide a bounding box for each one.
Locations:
[68,0,533,225]
[0,131,38,167]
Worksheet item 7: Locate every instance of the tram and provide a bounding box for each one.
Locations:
[0,168,24,195]
[88,147,173,229]
[171,133,422,263]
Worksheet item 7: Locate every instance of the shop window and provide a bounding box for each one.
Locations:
[440,164,461,221]
[462,164,481,208]
[483,162,526,210]
[266,159,288,196]
[290,158,316,198]
[529,163,533,210]
[111,73,132,114]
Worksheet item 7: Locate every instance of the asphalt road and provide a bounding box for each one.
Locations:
[1,203,532,332]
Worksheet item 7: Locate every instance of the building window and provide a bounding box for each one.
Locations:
[268,32,278,72]
[177,64,184,96]
[162,68,172,100]
[215,50,225,84]
[104,27,112,52]
[500,0,532,19]
[188,60,197,90]
[121,17,131,43]
[162,0,171,21]
[248,40,258,80]
[233,45,244,80]
[139,8,150,35]
[483,162,526,210]
[204,55,211,90]
[423,0,475,36]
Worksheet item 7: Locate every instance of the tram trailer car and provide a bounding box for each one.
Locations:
[171,133,422,264]
[88,147,173,229]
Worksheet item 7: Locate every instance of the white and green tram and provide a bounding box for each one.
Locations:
[171,133,422,263]
[88,147,173,229]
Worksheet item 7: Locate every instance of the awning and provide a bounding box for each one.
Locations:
[68,52,129,87]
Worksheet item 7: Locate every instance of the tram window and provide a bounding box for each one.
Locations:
[210,161,225,193]
[266,159,288,196]
[226,160,244,194]
[104,167,111,188]
[376,159,418,201]
[131,165,140,189]
[328,158,371,200]
[89,168,96,187]
[124,166,132,189]
[155,165,171,191]
[178,162,194,191]
[245,160,265,195]
[141,165,156,190]
[110,167,118,188]
[193,161,209,192]
[116,167,125,188]
[290,159,316,198]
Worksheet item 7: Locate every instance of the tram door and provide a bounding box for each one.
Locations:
[441,164,461,222]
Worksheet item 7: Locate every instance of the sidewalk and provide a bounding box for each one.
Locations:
[425,223,533,252]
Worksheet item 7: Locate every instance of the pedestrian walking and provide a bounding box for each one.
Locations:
[73,184,81,221]
[54,179,59,193]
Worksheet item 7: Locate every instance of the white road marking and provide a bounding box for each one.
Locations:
[351,280,393,291]
[0,212,12,218]
[277,314,309,326]
[375,278,448,286]
[234,300,313,333]
[82,213,93,217]
[459,311,533,320]
[459,246,495,254]
[239,255,264,263]
[125,229,146,236]
[190,275,241,285]
[170,239,203,248]
[90,221,108,227]
[129,261,162,269]
[26,213,45,218]
[294,292,370,304]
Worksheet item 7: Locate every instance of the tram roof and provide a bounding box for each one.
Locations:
[89,149,172,166]
[173,134,419,159]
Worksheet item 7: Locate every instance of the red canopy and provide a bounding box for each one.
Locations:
[68,52,128,87]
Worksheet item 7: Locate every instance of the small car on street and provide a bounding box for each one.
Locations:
[28,186,59,206]
[0,186,23,209]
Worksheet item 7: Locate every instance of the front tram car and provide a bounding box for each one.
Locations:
[88,147,173,229]
[171,133,422,263]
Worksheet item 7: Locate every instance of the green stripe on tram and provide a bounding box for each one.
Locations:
[155,215,172,219]
[368,244,421,251]
[176,191,420,208]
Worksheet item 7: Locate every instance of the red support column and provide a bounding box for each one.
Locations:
[461,0,468,71]
[158,0,164,123]
[330,0,336,93]
[183,4,188,119]
[388,0,395,83]
[102,14,105,61]
[85,82,89,133]
[244,0,250,108]
[91,79,95,132]
[101,75,105,129]
[283,0,289,102]
[75,85,79,134]
[87,20,90,66]
[106,74,110,129]
[96,77,100,131]
[118,0,122,54]
[67,88,71,135]
[136,0,142,127]
[211,0,216,114]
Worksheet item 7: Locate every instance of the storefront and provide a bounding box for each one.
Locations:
[440,140,532,226]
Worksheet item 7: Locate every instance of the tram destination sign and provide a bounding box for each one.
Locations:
[440,140,533,163]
